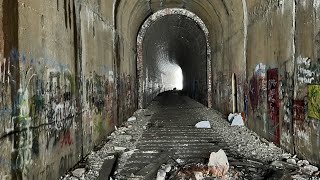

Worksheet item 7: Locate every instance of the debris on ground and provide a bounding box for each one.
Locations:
[230,114,244,126]
[72,168,86,178]
[127,116,137,122]
[271,153,320,177]
[60,109,152,180]
[60,93,320,180]
[228,113,237,122]
[195,120,211,128]
[208,149,229,177]
[228,113,244,126]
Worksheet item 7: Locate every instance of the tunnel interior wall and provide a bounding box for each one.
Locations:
[0,0,134,179]
[0,0,320,179]
[244,0,320,166]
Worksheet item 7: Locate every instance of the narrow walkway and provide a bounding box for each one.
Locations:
[117,92,284,179]
[119,92,223,176]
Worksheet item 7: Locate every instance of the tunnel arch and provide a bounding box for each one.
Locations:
[136,8,212,108]
[115,0,247,114]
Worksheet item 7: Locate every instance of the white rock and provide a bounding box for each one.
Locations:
[231,115,244,126]
[287,158,297,165]
[164,164,172,172]
[228,113,237,122]
[176,158,184,164]
[269,142,276,147]
[282,153,291,159]
[208,149,229,170]
[194,172,204,180]
[128,116,137,122]
[118,135,132,141]
[72,168,86,178]
[195,121,211,128]
[297,160,309,167]
[291,174,308,180]
[208,150,229,176]
[271,161,284,168]
[114,146,126,151]
[303,165,318,174]
[156,169,166,180]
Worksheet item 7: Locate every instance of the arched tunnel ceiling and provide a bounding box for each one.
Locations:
[115,0,246,108]
[115,0,245,53]
[143,14,206,68]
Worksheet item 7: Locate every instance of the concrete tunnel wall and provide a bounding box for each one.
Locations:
[0,0,320,179]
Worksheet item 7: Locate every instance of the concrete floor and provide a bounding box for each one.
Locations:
[115,92,292,179]
[60,91,319,180]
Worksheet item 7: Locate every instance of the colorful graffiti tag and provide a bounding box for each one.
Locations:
[267,68,279,145]
[308,85,320,119]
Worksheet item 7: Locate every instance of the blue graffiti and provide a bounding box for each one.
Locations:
[0,157,22,170]
[0,107,12,117]
[9,49,71,71]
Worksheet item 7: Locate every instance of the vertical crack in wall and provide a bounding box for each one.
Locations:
[291,0,297,155]
[72,0,83,159]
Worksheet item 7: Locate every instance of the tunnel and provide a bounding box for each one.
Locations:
[138,12,209,108]
[2,1,320,179]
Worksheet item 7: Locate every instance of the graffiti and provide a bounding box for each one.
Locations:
[255,63,266,77]
[293,100,305,127]
[60,130,73,148]
[308,85,320,119]
[296,56,315,84]
[45,69,76,148]
[0,58,11,124]
[249,75,258,109]
[255,63,267,92]
[267,68,279,145]
[84,69,117,135]
[59,153,73,176]
[12,60,39,178]
[86,73,105,112]
[244,94,248,117]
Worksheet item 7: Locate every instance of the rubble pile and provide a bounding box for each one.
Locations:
[271,153,320,177]
[201,109,283,162]
[60,109,152,180]
[60,96,319,180]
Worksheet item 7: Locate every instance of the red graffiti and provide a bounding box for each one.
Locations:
[267,69,280,145]
[60,130,73,148]
[249,75,258,109]
[293,100,305,127]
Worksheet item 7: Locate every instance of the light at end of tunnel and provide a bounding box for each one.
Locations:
[160,63,183,91]
[174,66,183,90]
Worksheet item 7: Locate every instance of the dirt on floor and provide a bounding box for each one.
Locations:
[60,92,320,180]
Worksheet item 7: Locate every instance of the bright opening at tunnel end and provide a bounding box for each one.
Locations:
[173,65,183,90]
[161,63,183,91]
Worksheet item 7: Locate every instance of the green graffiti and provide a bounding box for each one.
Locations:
[308,85,320,120]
